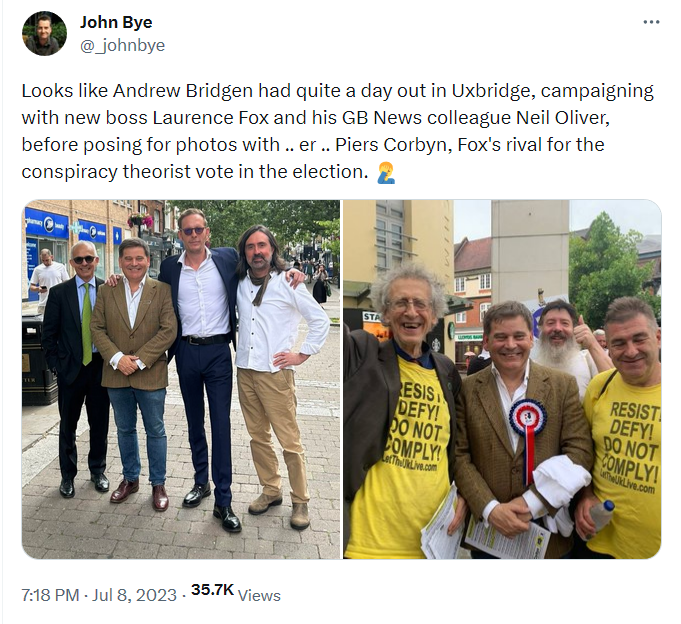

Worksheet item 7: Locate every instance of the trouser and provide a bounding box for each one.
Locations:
[176,339,233,506]
[237,367,309,504]
[108,387,167,485]
[57,354,110,479]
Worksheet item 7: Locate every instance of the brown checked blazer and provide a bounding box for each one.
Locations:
[454,361,593,558]
[90,278,177,390]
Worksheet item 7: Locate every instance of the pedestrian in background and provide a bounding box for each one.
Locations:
[313,264,328,307]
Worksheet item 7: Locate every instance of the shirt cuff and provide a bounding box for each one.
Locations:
[136,359,146,370]
[110,352,124,369]
[522,490,548,519]
[482,500,500,526]
[300,341,323,355]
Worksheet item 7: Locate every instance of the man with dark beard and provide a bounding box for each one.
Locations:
[534,300,612,399]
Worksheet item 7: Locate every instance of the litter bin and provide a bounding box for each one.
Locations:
[22,314,58,405]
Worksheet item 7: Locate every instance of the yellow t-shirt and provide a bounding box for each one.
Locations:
[345,358,451,558]
[584,370,661,559]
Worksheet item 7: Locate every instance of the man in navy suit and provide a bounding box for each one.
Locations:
[42,241,110,498]
[159,209,243,531]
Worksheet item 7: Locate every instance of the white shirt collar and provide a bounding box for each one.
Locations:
[179,247,212,266]
[122,274,147,290]
[490,358,531,384]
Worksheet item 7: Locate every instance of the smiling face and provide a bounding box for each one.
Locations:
[539,308,575,347]
[244,230,273,278]
[484,315,534,380]
[607,314,661,386]
[36,18,52,45]
[383,278,436,356]
[119,245,150,285]
[69,242,99,281]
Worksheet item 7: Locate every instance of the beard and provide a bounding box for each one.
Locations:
[534,332,582,370]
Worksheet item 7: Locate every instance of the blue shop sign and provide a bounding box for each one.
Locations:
[26,238,39,302]
[113,226,122,245]
[78,219,107,243]
[24,207,69,239]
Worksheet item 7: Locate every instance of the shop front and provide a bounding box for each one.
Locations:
[25,207,70,302]
[454,332,483,371]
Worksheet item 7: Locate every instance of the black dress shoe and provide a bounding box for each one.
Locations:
[183,483,211,508]
[91,473,110,493]
[59,479,75,498]
[213,505,242,533]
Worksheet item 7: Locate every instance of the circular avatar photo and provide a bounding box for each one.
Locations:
[24,12,66,56]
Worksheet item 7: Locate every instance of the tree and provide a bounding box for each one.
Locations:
[569,212,660,328]
[316,218,340,258]
[170,200,339,248]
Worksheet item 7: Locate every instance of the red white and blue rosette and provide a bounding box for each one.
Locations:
[509,399,547,486]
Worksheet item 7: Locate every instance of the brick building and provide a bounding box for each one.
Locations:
[453,236,492,368]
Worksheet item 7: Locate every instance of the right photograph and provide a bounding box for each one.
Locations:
[342,199,661,560]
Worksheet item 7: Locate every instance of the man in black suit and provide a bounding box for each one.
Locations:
[42,241,110,498]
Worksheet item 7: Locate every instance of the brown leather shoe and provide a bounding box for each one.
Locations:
[152,485,169,512]
[110,479,139,503]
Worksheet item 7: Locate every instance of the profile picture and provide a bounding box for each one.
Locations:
[24,12,66,56]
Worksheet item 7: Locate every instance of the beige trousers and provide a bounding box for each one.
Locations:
[237,368,309,503]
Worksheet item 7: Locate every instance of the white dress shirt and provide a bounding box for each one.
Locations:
[110,275,147,370]
[236,271,330,373]
[177,249,230,337]
[483,360,547,522]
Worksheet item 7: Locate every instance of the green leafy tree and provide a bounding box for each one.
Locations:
[170,200,339,249]
[569,212,660,328]
[316,218,340,258]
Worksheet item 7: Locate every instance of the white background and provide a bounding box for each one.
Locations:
[3,2,678,622]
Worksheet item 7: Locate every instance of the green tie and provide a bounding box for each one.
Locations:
[82,283,92,366]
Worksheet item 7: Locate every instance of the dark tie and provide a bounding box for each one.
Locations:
[82,283,92,365]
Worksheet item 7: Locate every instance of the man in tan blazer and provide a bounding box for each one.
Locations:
[455,301,593,558]
[91,238,177,511]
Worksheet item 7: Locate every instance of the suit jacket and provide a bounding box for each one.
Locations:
[159,247,238,360]
[90,278,177,390]
[454,361,593,558]
[42,276,104,386]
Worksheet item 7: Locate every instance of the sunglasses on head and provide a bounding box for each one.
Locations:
[72,255,96,265]
[181,227,205,235]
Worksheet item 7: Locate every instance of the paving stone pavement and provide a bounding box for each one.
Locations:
[21,285,341,560]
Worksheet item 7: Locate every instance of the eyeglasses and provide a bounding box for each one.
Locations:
[387,298,431,312]
[181,227,205,236]
[72,256,96,265]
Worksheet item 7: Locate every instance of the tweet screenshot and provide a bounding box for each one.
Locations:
[3,2,678,622]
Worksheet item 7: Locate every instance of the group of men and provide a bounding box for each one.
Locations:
[344,276,660,559]
[458,296,661,559]
[41,209,330,533]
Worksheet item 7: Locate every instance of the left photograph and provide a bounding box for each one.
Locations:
[21,199,340,559]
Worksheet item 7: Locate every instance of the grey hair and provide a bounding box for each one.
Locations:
[370,263,447,320]
[605,297,658,333]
